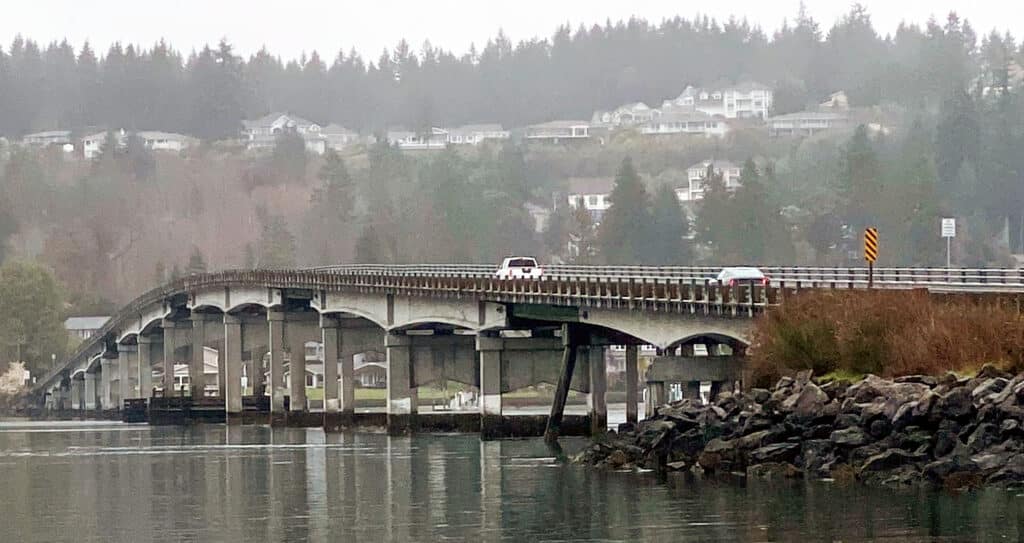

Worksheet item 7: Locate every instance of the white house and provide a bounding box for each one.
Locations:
[680,160,742,202]
[82,129,128,159]
[241,112,327,155]
[136,131,193,152]
[591,102,659,130]
[385,127,448,150]
[524,120,591,142]
[22,130,72,148]
[642,105,729,138]
[669,82,773,120]
[322,124,361,152]
[766,111,846,137]
[447,124,510,145]
[64,316,110,341]
[567,177,615,221]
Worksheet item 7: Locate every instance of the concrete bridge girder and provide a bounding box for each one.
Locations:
[500,343,591,394]
[580,307,753,350]
[316,290,508,333]
[190,286,284,314]
[116,303,172,345]
[409,334,478,388]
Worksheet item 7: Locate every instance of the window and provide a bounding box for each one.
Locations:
[587,195,599,207]
[306,373,315,387]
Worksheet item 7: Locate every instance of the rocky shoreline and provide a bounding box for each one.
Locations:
[575,367,1024,489]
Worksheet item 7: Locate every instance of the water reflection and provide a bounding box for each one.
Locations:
[0,423,1023,541]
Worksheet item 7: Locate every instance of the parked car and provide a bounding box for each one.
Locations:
[714,267,769,286]
[495,256,543,279]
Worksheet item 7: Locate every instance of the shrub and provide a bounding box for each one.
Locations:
[749,289,1024,381]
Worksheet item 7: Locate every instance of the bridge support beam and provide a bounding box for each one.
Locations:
[100,359,115,410]
[587,346,607,436]
[287,319,309,414]
[224,315,243,418]
[71,377,83,410]
[190,314,216,399]
[138,337,155,400]
[625,345,638,425]
[478,334,503,436]
[161,319,181,396]
[117,344,137,409]
[544,324,579,444]
[268,310,286,419]
[84,373,97,410]
[321,316,340,415]
[386,332,417,435]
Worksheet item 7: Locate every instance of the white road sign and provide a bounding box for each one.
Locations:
[941,218,956,238]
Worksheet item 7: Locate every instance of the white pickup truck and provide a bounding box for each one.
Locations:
[495,257,543,279]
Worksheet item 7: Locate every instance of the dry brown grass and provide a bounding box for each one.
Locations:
[749,289,1024,383]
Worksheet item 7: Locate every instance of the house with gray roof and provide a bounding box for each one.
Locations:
[447,124,509,145]
[642,105,729,138]
[242,112,327,155]
[525,120,591,143]
[681,160,743,202]
[766,111,847,137]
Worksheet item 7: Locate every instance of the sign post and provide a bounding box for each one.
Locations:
[941,218,956,269]
[864,227,879,288]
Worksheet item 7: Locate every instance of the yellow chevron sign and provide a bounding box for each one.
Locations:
[864,227,879,263]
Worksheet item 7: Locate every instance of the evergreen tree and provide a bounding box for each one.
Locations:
[0,261,67,375]
[695,164,735,261]
[840,125,882,232]
[647,183,690,264]
[186,246,207,274]
[258,213,297,268]
[598,157,651,264]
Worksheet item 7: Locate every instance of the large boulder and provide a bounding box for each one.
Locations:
[785,382,829,420]
[966,423,1001,453]
[934,387,975,420]
[831,427,870,447]
[848,374,929,404]
[749,442,801,464]
[859,449,926,473]
[747,462,802,480]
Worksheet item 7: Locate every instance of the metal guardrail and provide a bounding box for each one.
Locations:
[33,265,1024,393]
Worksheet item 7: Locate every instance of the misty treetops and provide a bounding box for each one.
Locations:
[0,6,1019,139]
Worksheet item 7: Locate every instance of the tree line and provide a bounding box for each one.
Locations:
[0,6,1020,139]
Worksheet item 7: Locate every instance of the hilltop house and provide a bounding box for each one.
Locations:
[21,130,72,149]
[64,316,110,341]
[242,112,328,155]
[385,127,448,150]
[591,102,659,130]
[322,124,361,151]
[766,111,847,137]
[82,129,128,159]
[137,131,194,152]
[525,120,591,143]
[642,105,729,138]
[447,124,510,145]
[567,177,615,221]
[669,82,773,120]
[680,160,742,202]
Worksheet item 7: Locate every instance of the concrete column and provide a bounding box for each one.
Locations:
[268,311,286,415]
[709,381,723,402]
[161,319,179,395]
[321,316,340,413]
[684,381,701,401]
[588,346,607,435]
[190,314,209,399]
[386,332,416,434]
[288,321,307,413]
[117,344,137,407]
[100,359,114,410]
[224,314,243,416]
[477,335,503,417]
[625,345,638,424]
[339,339,356,417]
[644,382,664,418]
[84,373,97,410]
[138,337,154,400]
[71,378,83,410]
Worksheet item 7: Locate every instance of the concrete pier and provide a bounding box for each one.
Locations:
[386,332,416,434]
[224,314,244,418]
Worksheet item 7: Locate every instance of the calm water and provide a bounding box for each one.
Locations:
[1,421,1023,542]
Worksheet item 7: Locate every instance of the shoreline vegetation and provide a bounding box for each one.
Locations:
[576,291,1024,490]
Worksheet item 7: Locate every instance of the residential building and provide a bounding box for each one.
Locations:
[566,177,614,221]
[524,120,591,143]
[819,90,850,111]
[21,130,72,148]
[642,105,729,138]
[524,202,551,234]
[766,111,847,137]
[668,82,773,120]
[447,124,510,145]
[591,102,659,130]
[82,129,128,159]
[64,316,110,341]
[354,352,387,388]
[241,112,327,155]
[136,131,194,152]
[322,124,361,151]
[680,160,742,202]
[385,127,448,150]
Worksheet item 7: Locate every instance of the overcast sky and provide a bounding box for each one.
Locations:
[3,1,1021,61]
